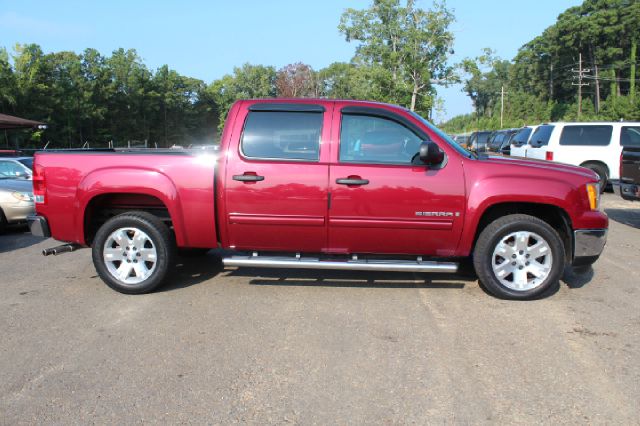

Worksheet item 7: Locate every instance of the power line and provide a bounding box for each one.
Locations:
[571,53,590,118]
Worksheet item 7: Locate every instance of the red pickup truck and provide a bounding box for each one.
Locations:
[28,99,608,299]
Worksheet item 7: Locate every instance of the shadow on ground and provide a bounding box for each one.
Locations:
[562,265,594,289]
[0,226,45,254]
[605,207,640,229]
[225,267,473,289]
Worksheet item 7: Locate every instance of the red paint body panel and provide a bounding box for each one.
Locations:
[35,153,217,248]
[35,98,608,260]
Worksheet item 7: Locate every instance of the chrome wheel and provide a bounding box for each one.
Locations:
[103,227,157,285]
[491,231,553,291]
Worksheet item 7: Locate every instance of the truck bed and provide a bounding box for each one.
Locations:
[33,150,218,248]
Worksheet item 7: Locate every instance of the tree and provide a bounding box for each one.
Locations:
[208,63,276,132]
[276,62,317,98]
[339,0,456,117]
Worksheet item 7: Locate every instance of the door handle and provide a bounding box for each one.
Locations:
[233,173,265,182]
[336,178,369,186]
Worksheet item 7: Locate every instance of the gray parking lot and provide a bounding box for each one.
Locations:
[1,193,639,423]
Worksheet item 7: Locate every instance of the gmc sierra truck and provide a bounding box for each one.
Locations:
[28,99,608,299]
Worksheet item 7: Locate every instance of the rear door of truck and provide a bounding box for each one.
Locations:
[222,102,332,252]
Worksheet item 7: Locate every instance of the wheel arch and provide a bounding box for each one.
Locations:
[471,202,573,263]
[82,192,181,246]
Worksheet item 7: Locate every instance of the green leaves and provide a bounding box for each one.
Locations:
[338,0,455,117]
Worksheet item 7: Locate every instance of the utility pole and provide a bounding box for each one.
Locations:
[496,85,508,128]
[572,53,590,119]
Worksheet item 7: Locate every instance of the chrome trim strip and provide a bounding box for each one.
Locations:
[223,255,458,273]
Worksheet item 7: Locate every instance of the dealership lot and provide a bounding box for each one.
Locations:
[1,193,638,423]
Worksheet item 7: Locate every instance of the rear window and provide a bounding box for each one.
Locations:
[18,158,33,169]
[512,128,532,146]
[559,125,612,146]
[530,125,555,147]
[621,126,640,147]
[241,111,322,161]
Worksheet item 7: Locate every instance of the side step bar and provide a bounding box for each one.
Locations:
[223,254,458,273]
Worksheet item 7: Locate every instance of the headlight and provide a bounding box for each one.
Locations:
[586,183,600,210]
[11,191,33,202]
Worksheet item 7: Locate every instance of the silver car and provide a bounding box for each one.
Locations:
[0,174,35,231]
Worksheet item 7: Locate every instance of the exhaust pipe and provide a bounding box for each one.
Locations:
[42,243,81,256]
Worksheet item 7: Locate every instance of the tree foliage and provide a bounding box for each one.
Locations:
[1,44,216,148]
[444,0,640,133]
[339,0,456,118]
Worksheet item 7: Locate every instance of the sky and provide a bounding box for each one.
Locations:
[0,0,583,122]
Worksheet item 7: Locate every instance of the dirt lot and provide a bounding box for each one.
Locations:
[1,193,639,423]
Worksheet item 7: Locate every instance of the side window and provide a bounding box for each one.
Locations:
[621,126,640,147]
[559,125,612,146]
[512,128,532,146]
[240,111,322,161]
[530,125,555,147]
[339,114,423,165]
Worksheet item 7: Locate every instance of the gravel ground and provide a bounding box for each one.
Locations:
[1,193,638,424]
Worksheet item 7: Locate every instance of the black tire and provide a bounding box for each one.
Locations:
[582,163,608,193]
[473,214,565,300]
[92,211,174,294]
[0,209,6,234]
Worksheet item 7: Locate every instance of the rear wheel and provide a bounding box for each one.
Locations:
[582,163,608,193]
[473,214,565,299]
[92,211,174,294]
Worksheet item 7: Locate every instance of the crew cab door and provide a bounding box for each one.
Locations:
[327,105,466,256]
[223,102,331,252]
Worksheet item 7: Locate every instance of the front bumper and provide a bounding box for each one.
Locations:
[573,229,607,267]
[612,180,640,201]
[27,215,51,238]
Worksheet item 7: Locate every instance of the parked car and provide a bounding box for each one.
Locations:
[525,122,640,190]
[28,99,607,300]
[0,157,33,180]
[510,125,539,158]
[452,133,471,147]
[487,129,518,155]
[613,126,640,201]
[0,173,35,232]
[467,131,492,151]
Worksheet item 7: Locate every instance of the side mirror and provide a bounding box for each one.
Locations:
[419,141,445,166]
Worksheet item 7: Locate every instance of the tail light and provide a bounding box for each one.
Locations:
[545,151,554,161]
[32,158,46,204]
[619,152,623,180]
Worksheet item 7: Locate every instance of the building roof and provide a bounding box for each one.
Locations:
[0,113,45,130]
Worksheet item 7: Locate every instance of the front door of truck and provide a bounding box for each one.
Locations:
[327,106,466,256]
[224,103,331,252]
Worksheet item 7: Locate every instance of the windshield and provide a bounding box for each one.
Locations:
[408,111,475,159]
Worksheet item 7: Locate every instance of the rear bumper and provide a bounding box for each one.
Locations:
[612,180,640,201]
[4,202,35,223]
[27,215,51,238]
[572,229,607,267]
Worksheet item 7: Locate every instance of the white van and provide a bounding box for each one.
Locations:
[525,122,640,187]
[509,125,538,158]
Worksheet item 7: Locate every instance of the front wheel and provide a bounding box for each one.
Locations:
[473,214,565,299]
[92,211,174,294]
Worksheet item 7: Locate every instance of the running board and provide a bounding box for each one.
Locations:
[223,255,458,273]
